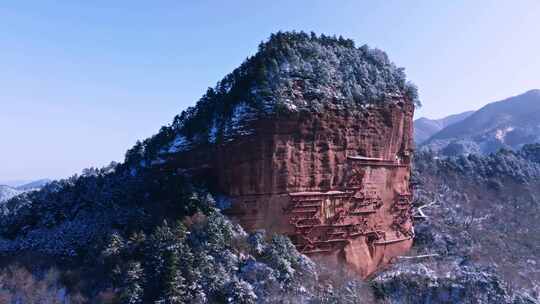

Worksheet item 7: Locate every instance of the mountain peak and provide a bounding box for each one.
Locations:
[421,90,540,155]
[125,31,419,166]
[413,111,474,144]
[524,89,540,96]
[248,31,420,109]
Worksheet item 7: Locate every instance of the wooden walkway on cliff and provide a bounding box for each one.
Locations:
[286,188,395,254]
[347,155,409,167]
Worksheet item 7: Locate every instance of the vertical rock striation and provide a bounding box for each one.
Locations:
[219,100,415,277]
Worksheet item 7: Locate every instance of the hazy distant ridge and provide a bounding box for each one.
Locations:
[414,110,474,144]
[422,89,540,155]
[0,179,51,203]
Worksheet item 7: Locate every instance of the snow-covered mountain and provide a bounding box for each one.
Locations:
[422,89,540,155]
[0,179,51,203]
[15,179,51,191]
[414,111,474,144]
[0,185,22,203]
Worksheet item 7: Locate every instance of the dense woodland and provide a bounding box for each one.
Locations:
[381,144,540,303]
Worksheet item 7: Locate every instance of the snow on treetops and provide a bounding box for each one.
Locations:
[126,31,419,163]
[178,33,416,121]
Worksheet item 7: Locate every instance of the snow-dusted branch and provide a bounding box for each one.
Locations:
[413,201,438,220]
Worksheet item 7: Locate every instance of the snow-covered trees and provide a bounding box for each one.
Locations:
[122,31,420,168]
[158,250,189,304]
[95,211,356,303]
[415,147,540,184]
[120,262,144,304]
[410,146,540,299]
[224,278,257,304]
[0,31,425,302]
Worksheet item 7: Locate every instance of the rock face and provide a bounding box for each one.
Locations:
[151,32,419,278]
[169,98,415,277]
[217,100,414,277]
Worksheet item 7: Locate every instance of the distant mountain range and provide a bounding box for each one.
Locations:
[414,111,474,144]
[417,89,540,156]
[15,179,51,191]
[0,179,50,202]
[0,185,22,203]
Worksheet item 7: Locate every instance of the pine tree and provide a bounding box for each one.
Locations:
[120,261,144,304]
[103,231,126,258]
[159,249,189,304]
[225,279,257,304]
[145,221,195,303]
[127,231,147,258]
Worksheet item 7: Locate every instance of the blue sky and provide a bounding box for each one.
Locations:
[1,0,539,181]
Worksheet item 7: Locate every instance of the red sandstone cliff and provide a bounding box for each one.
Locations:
[219,100,414,277]
[156,32,418,277]
[165,99,414,277]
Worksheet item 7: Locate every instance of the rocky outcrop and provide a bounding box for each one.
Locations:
[165,98,415,277]
[149,32,419,278]
[224,102,414,277]
[220,100,414,277]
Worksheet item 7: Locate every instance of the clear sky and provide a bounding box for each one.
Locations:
[1,0,539,181]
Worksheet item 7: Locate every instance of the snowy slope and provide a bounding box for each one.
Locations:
[0,185,22,203]
[0,179,51,203]
[16,179,51,191]
[414,111,474,144]
[422,89,540,155]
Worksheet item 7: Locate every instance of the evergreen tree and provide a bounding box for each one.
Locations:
[120,261,144,304]
[158,249,189,304]
[103,231,126,258]
[225,279,257,304]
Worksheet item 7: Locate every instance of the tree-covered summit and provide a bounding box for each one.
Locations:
[126,31,419,166]
[180,30,420,128]
[253,31,419,107]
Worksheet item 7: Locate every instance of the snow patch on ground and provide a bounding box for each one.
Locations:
[0,185,21,203]
[224,102,256,140]
[495,127,515,142]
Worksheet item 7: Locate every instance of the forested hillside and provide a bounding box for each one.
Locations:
[1,31,538,303]
[0,32,416,303]
[373,144,540,303]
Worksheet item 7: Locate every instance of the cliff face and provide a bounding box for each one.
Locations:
[166,97,414,277]
[217,100,414,277]
[149,32,419,278]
